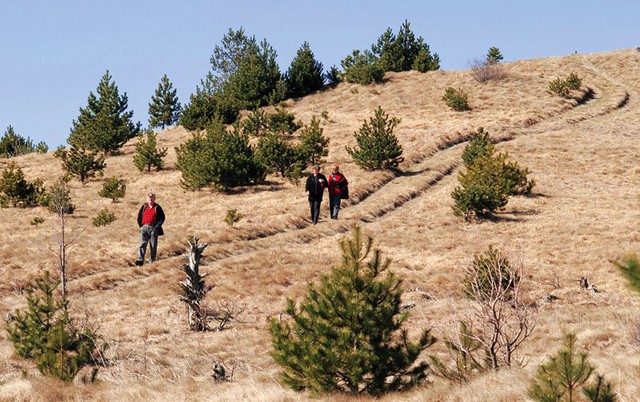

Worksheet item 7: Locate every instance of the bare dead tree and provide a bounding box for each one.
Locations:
[462,247,537,369]
[178,236,245,331]
[47,176,80,301]
[178,236,213,331]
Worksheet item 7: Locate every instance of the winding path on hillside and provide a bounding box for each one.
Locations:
[71,62,635,294]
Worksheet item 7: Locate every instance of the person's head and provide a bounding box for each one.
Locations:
[312,165,320,174]
[332,163,340,173]
[146,192,156,205]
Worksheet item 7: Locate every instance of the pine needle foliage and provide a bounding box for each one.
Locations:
[67,70,141,154]
[59,144,106,183]
[133,129,168,172]
[341,49,385,85]
[0,125,42,157]
[452,128,535,219]
[486,47,504,64]
[176,121,265,190]
[443,87,470,111]
[92,207,116,227]
[429,321,491,383]
[148,74,181,129]
[5,271,100,382]
[346,106,403,170]
[256,132,301,177]
[269,225,436,396]
[0,161,47,207]
[98,177,126,202]
[299,116,329,166]
[464,246,518,301]
[461,128,493,167]
[285,41,325,98]
[529,333,596,402]
[614,252,640,295]
[371,20,440,73]
[583,374,617,402]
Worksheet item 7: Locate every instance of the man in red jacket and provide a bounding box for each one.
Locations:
[135,192,165,266]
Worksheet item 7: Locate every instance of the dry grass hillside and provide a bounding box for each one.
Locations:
[1,48,640,401]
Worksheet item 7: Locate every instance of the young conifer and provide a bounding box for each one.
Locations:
[60,144,106,183]
[98,177,126,202]
[5,271,99,382]
[148,74,181,129]
[269,225,436,396]
[285,41,324,98]
[67,70,141,154]
[133,129,168,172]
[346,106,403,170]
[299,116,329,166]
[529,333,619,401]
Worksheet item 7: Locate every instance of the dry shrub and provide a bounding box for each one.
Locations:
[469,58,506,83]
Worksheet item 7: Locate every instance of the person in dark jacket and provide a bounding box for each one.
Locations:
[135,192,165,265]
[305,165,327,224]
[327,163,348,219]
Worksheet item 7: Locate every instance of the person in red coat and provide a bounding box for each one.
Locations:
[327,163,348,219]
[135,192,165,265]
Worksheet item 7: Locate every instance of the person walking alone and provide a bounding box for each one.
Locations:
[135,192,165,265]
[305,165,327,224]
[327,163,348,219]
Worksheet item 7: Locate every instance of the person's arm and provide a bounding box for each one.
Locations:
[155,205,165,229]
[137,205,144,227]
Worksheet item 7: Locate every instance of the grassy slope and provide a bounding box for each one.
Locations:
[1,48,640,401]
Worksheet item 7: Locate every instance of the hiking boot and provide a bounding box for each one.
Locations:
[135,260,144,266]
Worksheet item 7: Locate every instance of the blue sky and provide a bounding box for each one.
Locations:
[1,0,638,149]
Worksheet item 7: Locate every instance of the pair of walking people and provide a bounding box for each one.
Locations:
[305,164,348,224]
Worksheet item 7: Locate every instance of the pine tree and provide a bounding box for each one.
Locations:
[133,130,168,172]
[224,38,284,109]
[179,72,239,130]
[5,271,99,382]
[298,116,329,166]
[68,70,141,154]
[0,161,46,207]
[346,106,403,170]
[486,47,504,64]
[269,225,436,396]
[452,128,535,219]
[256,132,300,177]
[0,125,36,157]
[60,144,106,183]
[285,41,325,98]
[371,20,440,73]
[529,333,596,402]
[98,177,126,202]
[341,49,385,84]
[461,128,493,167]
[148,74,181,129]
[176,122,265,190]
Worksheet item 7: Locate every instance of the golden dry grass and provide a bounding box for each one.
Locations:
[2,48,640,401]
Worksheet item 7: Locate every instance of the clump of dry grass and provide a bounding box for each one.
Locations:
[2,48,640,400]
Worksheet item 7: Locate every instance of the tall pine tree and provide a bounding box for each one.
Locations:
[68,70,141,154]
[148,74,180,129]
[269,225,436,396]
[285,41,324,98]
